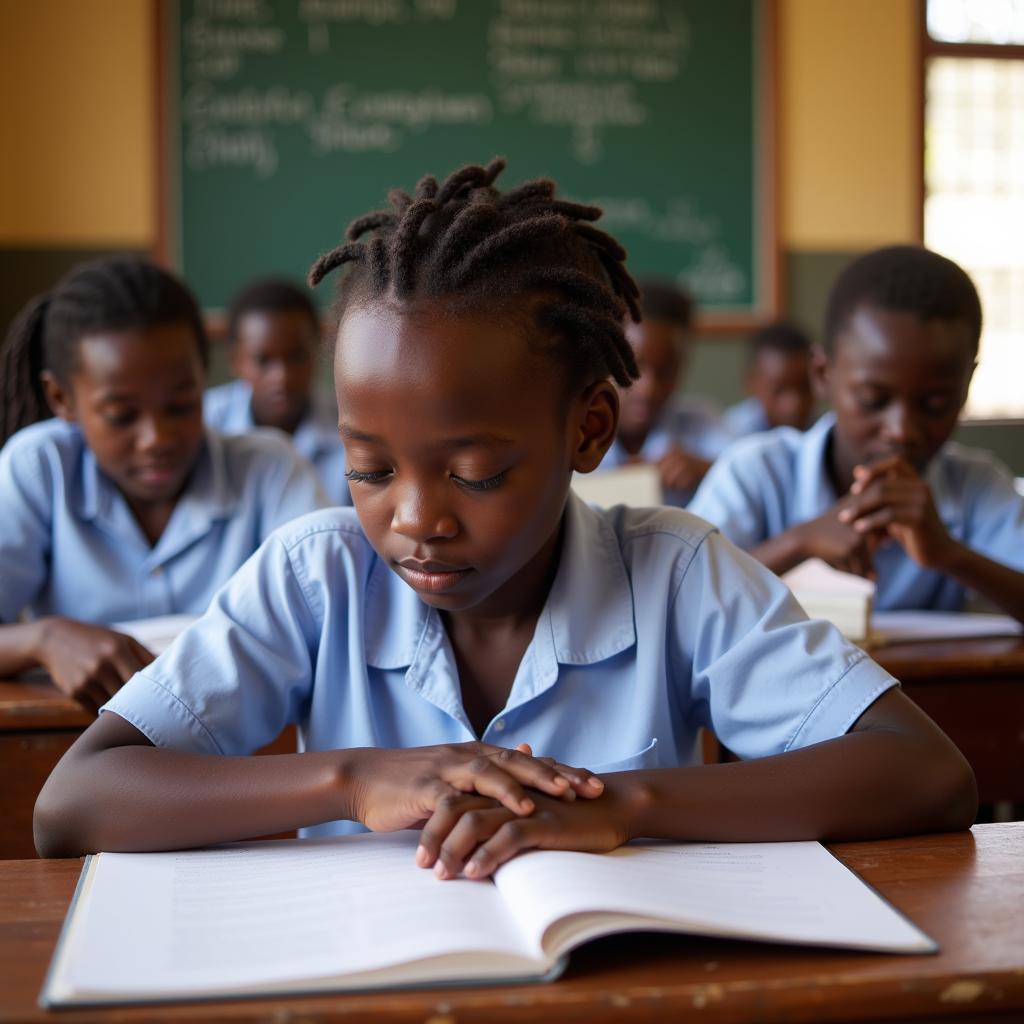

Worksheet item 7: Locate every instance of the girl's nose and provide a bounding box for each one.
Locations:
[390,484,459,542]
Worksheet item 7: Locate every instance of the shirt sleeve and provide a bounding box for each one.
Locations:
[0,438,53,623]
[963,457,1024,572]
[103,533,321,755]
[688,441,776,550]
[255,442,331,539]
[673,529,897,760]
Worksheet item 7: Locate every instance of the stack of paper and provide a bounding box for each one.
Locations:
[110,615,197,656]
[782,558,875,643]
[572,464,663,508]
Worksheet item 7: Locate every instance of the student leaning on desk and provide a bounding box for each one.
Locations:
[35,161,975,878]
[0,258,328,713]
[691,246,1024,623]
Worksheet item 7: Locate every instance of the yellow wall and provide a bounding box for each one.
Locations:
[0,0,154,246]
[0,0,919,251]
[779,0,920,248]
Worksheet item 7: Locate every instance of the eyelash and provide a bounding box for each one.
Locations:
[343,469,507,492]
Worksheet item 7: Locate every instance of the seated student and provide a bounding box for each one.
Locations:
[691,245,1024,621]
[598,280,732,505]
[36,163,974,867]
[204,278,351,505]
[0,257,328,712]
[723,320,815,436]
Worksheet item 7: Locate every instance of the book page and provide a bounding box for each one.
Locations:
[57,832,535,998]
[494,840,934,957]
[109,614,197,655]
[871,610,1022,643]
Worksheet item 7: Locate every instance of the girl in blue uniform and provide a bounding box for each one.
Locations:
[37,166,974,870]
[0,257,326,711]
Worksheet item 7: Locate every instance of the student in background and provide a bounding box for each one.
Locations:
[204,278,351,505]
[0,258,328,711]
[723,320,815,436]
[691,245,1024,621]
[37,165,973,865]
[598,279,732,505]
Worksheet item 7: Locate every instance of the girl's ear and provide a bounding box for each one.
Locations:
[810,344,831,404]
[572,379,619,473]
[40,370,76,422]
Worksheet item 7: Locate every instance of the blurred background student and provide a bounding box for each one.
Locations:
[723,320,816,437]
[204,278,350,506]
[597,280,732,506]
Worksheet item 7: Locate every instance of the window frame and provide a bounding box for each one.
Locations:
[919,0,1024,425]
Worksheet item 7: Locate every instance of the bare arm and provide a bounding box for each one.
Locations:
[33,713,603,858]
[415,689,977,879]
[751,507,879,578]
[0,618,154,712]
[934,542,1024,624]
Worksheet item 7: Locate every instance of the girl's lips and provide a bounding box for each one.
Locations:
[395,562,474,593]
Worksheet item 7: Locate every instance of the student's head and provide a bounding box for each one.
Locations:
[617,280,693,442]
[309,158,640,615]
[0,256,209,506]
[226,278,320,433]
[746,321,814,430]
[817,245,980,478]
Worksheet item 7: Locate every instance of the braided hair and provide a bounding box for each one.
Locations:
[824,245,982,354]
[0,257,208,447]
[309,158,640,395]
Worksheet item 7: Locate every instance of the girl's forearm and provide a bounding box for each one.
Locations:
[619,725,976,843]
[34,744,357,858]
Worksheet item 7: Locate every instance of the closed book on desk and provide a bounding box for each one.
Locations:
[42,831,935,1007]
[783,558,875,642]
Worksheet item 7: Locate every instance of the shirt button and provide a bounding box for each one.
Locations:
[151,567,163,576]
[493,719,506,732]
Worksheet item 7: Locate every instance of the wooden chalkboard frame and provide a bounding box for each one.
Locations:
[155,0,778,336]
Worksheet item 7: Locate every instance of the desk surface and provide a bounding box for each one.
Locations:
[871,635,1024,681]
[1,824,1022,1023]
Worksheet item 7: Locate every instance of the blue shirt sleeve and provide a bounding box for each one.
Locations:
[0,434,54,623]
[671,529,897,759]
[689,439,780,550]
[249,434,331,539]
[962,455,1024,571]
[103,532,322,755]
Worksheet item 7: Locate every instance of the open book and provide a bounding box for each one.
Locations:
[110,614,197,656]
[43,831,934,1007]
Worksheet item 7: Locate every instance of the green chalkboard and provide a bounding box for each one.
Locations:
[163,0,776,326]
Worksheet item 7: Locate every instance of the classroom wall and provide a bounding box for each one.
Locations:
[2,0,1021,470]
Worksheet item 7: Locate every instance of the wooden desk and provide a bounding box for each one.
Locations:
[0,681,296,860]
[871,636,1024,805]
[0,824,1021,1023]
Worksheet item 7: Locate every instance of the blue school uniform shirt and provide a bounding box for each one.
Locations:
[689,412,1024,611]
[104,493,897,838]
[599,396,734,505]
[0,418,328,624]
[723,397,771,437]
[204,379,351,505]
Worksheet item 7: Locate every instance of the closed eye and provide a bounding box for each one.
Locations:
[451,471,506,492]
[344,468,391,484]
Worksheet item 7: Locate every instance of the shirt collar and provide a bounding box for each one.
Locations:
[76,430,240,559]
[363,491,636,671]
[793,411,842,521]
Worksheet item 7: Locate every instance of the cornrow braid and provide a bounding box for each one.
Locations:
[309,158,640,393]
[0,256,208,448]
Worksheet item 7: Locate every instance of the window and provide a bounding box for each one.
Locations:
[923,0,1024,419]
